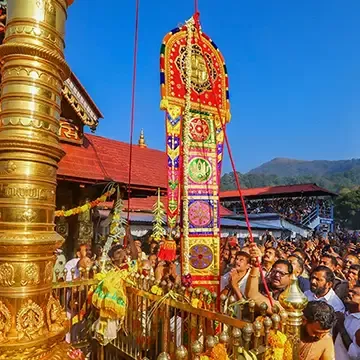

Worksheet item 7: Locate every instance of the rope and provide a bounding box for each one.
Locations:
[126,0,140,244]
[192,14,274,307]
[88,138,113,181]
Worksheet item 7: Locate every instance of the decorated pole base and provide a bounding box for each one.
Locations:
[52,343,85,360]
[0,332,84,360]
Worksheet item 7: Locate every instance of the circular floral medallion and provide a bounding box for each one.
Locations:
[189,245,213,269]
[188,157,212,184]
[189,117,210,142]
[189,201,212,227]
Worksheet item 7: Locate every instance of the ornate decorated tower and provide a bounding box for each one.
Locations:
[0,0,77,359]
[160,17,230,292]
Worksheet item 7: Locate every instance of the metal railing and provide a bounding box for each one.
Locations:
[105,286,281,359]
[52,269,99,356]
[53,270,300,359]
[301,207,319,227]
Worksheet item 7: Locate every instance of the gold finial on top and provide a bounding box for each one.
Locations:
[138,129,147,148]
[279,274,308,313]
[279,275,307,360]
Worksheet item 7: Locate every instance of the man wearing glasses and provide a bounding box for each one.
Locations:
[245,243,293,314]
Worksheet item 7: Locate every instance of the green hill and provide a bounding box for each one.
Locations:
[221,158,360,193]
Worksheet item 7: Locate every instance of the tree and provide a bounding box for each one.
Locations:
[339,188,352,196]
[335,189,360,229]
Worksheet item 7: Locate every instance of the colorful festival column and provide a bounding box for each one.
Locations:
[160,17,230,292]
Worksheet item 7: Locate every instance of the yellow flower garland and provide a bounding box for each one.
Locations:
[200,343,229,360]
[264,330,292,360]
[150,285,163,296]
[55,188,115,217]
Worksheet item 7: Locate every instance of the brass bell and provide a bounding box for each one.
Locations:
[157,352,171,360]
[175,345,188,360]
[219,330,230,344]
[191,340,202,355]
[205,335,216,350]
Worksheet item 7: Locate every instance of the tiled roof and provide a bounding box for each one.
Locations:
[99,196,233,217]
[220,183,336,200]
[58,135,335,200]
[58,134,167,189]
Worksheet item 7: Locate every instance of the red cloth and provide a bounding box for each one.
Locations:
[158,239,176,262]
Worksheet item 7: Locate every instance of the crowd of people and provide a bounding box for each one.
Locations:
[228,197,333,222]
[219,233,360,359]
[59,229,360,360]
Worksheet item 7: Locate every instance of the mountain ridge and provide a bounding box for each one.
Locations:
[249,158,360,177]
[220,157,360,193]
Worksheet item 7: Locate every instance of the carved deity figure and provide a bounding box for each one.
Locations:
[46,296,66,333]
[0,300,11,343]
[16,300,44,340]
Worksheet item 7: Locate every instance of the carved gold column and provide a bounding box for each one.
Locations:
[0,0,75,359]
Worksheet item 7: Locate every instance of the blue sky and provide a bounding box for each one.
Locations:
[65,1,360,173]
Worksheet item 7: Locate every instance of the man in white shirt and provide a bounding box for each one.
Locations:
[64,257,80,282]
[320,254,349,301]
[335,285,360,359]
[304,265,345,313]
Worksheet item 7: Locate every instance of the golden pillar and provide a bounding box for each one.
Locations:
[0,0,76,359]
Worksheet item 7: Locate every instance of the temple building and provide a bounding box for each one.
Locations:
[56,77,322,257]
[0,5,331,259]
[56,78,167,257]
[50,73,328,257]
[56,76,286,257]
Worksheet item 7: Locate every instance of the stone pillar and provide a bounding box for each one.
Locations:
[77,198,94,247]
[0,0,76,358]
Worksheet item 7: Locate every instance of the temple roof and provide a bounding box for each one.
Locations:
[220,183,337,200]
[58,133,167,191]
[58,134,337,198]
[63,73,103,131]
